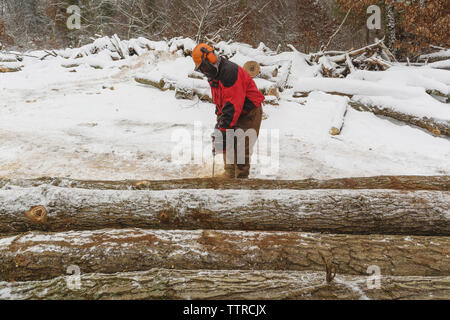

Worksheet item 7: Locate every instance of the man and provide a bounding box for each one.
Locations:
[192,43,265,179]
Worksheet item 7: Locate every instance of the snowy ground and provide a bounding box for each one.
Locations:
[1,45,449,180]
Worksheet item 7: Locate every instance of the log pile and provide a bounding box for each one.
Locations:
[419,46,450,70]
[0,175,449,299]
[309,40,396,78]
[56,34,151,61]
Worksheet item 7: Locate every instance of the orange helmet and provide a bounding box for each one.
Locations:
[192,43,218,71]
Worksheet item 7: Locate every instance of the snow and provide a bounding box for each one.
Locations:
[348,67,450,94]
[0,287,16,300]
[352,95,450,121]
[294,77,426,99]
[0,235,15,248]
[0,61,22,69]
[428,60,450,70]
[0,37,449,180]
[420,49,450,60]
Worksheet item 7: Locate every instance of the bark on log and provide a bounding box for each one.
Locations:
[175,83,194,100]
[1,176,447,191]
[1,268,448,300]
[426,89,450,100]
[135,76,212,102]
[1,229,448,281]
[349,101,449,137]
[1,187,449,236]
[134,76,175,91]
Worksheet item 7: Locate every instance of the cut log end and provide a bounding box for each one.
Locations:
[330,127,341,135]
[244,61,261,78]
[132,180,150,188]
[24,206,48,224]
[267,86,280,99]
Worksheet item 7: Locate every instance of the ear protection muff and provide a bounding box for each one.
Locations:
[200,47,218,65]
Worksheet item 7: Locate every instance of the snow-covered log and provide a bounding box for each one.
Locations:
[364,56,392,70]
[135,74,212,102]
[175,82,195,100]
[110,34,127,60]
[345,53,356,74]
[294,91,352,99]
[259,65,278,80]
[426,89,450,100]
[330,101,348,135]
[1,187,448,235]
[1,229,448,281]
[1,269,448,300]
[0,61,21,72]
[135,75,176,91]
[427,59,450,70]
[1,176,448,191]
[0,53,18,62]
[328,41,386,64]
[419,48,450,63]
[349,101,450,137]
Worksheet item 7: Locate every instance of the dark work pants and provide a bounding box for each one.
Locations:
[222,107,263,178]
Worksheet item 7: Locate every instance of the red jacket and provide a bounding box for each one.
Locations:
[209,58,265,131]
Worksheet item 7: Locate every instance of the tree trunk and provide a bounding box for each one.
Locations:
[1,187,449,236]
[349,101,449,137]
[385,3,396,52]
[1,268,448,300]
[1,229,448,281]
[1,175,448,191]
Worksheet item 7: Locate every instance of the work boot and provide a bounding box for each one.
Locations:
[236,164,250,179]
[223,167,235,179]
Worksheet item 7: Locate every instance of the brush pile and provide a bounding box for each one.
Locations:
[309,40,396,78]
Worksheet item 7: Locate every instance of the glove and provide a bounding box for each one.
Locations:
[211,135,216,155]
